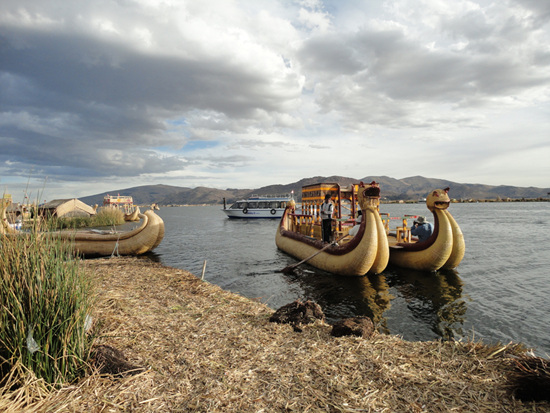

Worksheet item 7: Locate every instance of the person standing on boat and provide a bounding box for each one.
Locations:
[411,216,433,242]
[320,193,335,243]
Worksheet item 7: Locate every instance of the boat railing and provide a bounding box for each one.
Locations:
[289,212,319,237]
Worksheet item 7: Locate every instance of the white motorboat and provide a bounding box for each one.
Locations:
[222,194,293,219]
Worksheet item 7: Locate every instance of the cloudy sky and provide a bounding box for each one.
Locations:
[1,0,549,201]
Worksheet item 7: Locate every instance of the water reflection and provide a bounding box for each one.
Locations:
[282,268,394,332]
[282,266,466,340]
[385,267,467,340]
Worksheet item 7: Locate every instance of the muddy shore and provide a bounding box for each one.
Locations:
[14,257,549,412]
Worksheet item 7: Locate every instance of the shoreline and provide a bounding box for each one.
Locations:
[21,257,549,411]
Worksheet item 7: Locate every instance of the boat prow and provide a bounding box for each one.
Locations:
[124,206,141,222]
[387,188,465,272]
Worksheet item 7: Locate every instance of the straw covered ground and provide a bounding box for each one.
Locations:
[3,257,550,412]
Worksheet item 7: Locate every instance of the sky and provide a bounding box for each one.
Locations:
[1,0,549,202]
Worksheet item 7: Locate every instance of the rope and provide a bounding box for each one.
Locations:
[111,235,121,258]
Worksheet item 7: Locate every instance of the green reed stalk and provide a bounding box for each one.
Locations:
[0,221,95,386]
[92,207,125,227]
[49,207,125,230]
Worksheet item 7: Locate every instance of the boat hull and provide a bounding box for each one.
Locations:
[2,203,165,257]
[60,210,165,257]
[223,208,285,219]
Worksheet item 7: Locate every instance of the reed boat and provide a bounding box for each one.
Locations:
[62,209,165,257]
[385,188,465,272]
[1,200,165,257]
[276,181,389,276]
[124,206,141,222]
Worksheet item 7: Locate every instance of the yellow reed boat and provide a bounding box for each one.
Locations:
[276,181,389,276]
[386,188,465,272]
[1,199,164,257]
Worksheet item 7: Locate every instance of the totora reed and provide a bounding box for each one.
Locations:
[1,257,549,412]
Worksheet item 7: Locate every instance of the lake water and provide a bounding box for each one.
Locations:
[146,202,550,357]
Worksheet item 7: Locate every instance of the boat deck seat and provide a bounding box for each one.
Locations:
[395,227,411,243]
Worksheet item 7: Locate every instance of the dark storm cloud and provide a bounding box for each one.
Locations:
[0,15,302,182]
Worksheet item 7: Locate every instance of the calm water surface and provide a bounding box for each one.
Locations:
[148,202,550,357]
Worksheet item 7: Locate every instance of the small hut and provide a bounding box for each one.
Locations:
[39,199,96,219]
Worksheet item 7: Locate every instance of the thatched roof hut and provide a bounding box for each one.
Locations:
[39,198,96,218]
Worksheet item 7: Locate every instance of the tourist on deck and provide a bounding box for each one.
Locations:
[411,216,433,242]
[320,193,334,243]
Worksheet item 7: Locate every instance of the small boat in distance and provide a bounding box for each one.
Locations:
[222,194,293,219]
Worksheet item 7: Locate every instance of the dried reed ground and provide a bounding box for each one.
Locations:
[8,257,550,412]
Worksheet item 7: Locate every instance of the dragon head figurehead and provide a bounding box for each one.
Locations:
[357,181,381,211]
[426,187,451,212]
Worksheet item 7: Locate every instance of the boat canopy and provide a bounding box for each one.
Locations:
[299,183,366,233]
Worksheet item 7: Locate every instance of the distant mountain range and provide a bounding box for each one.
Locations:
[78,176,550,207]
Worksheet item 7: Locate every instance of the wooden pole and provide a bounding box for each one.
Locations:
[201,260,207,280]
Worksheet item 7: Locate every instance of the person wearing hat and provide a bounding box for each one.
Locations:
[320,193,335,243]
[411,215,433,242]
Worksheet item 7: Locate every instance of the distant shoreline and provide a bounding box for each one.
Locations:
[143,197,550,208]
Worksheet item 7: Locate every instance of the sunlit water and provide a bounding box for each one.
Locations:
[146,202,550,357]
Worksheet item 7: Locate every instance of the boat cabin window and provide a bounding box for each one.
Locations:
[229,200,287,209]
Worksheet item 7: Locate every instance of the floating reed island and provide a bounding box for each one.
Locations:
[2,257,549,412]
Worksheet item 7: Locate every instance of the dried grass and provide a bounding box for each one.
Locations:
[2,257,549,412]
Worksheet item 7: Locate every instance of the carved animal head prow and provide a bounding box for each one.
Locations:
[357,181,381,210]
[426,188,451,211]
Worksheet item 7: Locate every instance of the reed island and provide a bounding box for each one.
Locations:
[2,256,549,412]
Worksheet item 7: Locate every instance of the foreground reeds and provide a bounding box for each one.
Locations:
[1,257,549,412]
[0,227,95,388]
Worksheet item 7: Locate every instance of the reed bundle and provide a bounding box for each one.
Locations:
[1,257,548,412]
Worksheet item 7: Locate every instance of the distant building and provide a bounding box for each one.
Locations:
[39,199,96,218]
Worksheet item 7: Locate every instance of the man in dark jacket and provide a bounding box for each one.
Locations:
[320,193,334,243]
